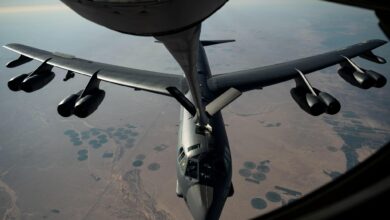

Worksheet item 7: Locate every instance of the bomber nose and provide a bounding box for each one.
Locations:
[186,184,214,220]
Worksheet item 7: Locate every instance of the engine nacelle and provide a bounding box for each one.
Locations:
[365,70,387,88]
[6,55,33,68]
[338,66,374,89]
[8,74,29,91]
[359,51,386,64]
[74,89,105,118]
[57,92,82,117]
[20,71,55,93]
[318,92,341,115]
[290,87,326,116]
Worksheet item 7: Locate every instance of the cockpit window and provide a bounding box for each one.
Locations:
[185,158,198,179]
[178,147,185,161]
[188,144,200,152]
[178,147,187,171]
[199,161,213,183]
[183,153,220,185]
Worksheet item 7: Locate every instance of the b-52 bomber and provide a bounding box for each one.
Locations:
[3,1,388,219]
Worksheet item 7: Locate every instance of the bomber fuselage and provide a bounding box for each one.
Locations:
[176,45,233,220]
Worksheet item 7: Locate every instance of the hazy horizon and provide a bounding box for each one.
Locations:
[0,1,389,219]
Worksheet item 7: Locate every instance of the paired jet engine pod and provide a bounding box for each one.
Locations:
[8,71,55,92]
[7,59,55,92]
[290,87,341,116]
[57,72,105,118]
[338,58,387,89]
[290,87,325,116]
[292,69,341,116]
[338,66,373,89]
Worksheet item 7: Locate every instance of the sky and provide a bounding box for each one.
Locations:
[0,0,389,219]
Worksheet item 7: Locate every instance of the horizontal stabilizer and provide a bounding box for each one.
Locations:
[201,40,235,46]
[206,87,242,116]
[155,39,235,46]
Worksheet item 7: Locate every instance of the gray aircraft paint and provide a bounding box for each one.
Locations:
[175,42,233,220]
[3,1,388,218]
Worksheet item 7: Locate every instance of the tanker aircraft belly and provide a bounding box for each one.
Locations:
[2,1,389,219]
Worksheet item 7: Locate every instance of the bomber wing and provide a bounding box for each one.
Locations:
[206,39,387,116]
[207,39,387,93]
[4,43,188,96]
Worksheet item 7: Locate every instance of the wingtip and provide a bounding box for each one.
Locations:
[370,39,387,45]
[3,43,20,49]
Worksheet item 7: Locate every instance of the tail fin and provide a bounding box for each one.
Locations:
[201,40,235,46]
[155,39,235,46]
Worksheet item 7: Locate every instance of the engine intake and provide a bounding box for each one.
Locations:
[74,89,105,118]
[317,91,341,115]
[8,74,29,91]
[365,70,387,88]
[57,91,83,117]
